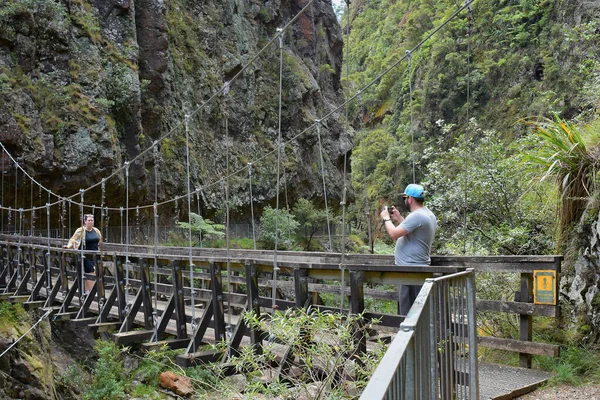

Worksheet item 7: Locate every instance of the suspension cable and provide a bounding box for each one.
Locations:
[152,141,160,342]
[0,0,472,217]
[248,163,257,250]
[124,161,131,331]
[224,101,234,352]
[272,27,284,316]
[0,0,319,213]
[45,203,51,296]
[79,189,85,318]
[407,50,416,183]
[315,122,333,251]
[184,114,197,350]
[339,0,352,312]
[463,0,473,254]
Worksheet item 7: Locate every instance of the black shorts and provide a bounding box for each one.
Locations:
[83,258,95,273]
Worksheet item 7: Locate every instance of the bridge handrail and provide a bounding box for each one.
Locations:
[360,268,479,400]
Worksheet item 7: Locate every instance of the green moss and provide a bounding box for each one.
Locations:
[13,113,30,133]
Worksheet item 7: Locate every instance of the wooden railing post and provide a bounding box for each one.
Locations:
[294,266,309,308]
[519,272,533,368]
[350,270,366,355]
[210,262,226,342]
[245,261,263,352]
[172,260,188,339]
[140,258,154,330]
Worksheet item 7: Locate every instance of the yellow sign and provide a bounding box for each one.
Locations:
[534,270,556,305]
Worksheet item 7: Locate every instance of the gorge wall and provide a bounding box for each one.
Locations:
[0,0,349,220]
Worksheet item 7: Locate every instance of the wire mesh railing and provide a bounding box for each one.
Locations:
[360,268,479,400]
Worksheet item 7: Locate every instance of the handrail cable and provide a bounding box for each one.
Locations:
[0,309,52,359]
[0,1,470,218]
[0,0,318,212]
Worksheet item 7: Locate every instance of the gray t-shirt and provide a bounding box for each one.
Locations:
[394,207,437,266]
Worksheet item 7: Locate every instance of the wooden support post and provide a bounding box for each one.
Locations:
[152,293,176,342]
[520,272,533,368]
[210,262,226,343]
[172,260,188,339]
[294,267,309,308]
[29,271,46,302]
[75,282,97,320]
[14,268,31,296]
[140,258,154,330]
[28,248,37,283]
[96,254,106,305]
[350,270,366,355]
[97,287,117,324]
[119,282,144,333]
[245,261,262,351]
[59,252,68,295]
[184,299,214,354]
[5,246,15,292]
[114,256,126,322]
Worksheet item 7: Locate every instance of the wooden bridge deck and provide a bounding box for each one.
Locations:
[0,236,561,398]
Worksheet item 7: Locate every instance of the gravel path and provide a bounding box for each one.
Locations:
[517,384,600,399]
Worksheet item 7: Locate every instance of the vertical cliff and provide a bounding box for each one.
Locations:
[0,0,348,216]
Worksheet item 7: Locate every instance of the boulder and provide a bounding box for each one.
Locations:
[159,371,193,397]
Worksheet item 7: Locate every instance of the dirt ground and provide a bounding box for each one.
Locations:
[517,384,600,399]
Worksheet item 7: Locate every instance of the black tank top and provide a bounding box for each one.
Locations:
[83,229,100,251]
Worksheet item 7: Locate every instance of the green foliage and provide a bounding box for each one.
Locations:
[216,308,386,398]
[258,205,299,250]
[0,303,29,335]
[85,341,126,400]
[522,115,600,243]
[536,346,600,385]
[425,120,556,255]
[177,212,226,239]
[292,198,329,250]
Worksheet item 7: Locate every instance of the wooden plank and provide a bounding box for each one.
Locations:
[478,336,560,357]
[9,295,31,303]
[68,317,98,327]
[22,300,45,310]
[88,321,122,333]
[114,330,154,345]
[142,338,191,352]
[477,300,558,317]
[176,350,223,368]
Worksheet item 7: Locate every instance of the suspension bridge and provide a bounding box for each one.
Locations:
[0,0,563,398]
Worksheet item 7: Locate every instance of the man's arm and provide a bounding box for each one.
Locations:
[380,208,410,240]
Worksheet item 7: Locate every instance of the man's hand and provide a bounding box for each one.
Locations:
[389,206,404,223]
[380,207,391,220]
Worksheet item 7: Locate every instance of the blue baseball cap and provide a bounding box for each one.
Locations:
[402,184,425,199]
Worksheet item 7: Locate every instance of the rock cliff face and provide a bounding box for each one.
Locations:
[0,0,348,219]
[562,198,600,340]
